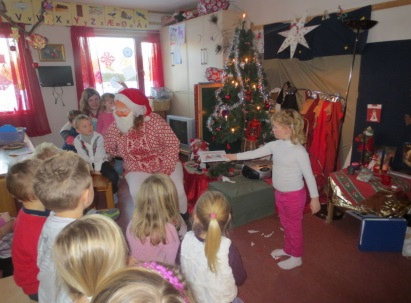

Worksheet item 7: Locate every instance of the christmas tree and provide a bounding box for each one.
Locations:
[206,22,272,149]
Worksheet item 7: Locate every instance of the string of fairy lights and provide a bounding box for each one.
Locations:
[206,14,270,142]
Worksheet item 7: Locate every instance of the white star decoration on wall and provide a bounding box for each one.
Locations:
[277,15,319,59]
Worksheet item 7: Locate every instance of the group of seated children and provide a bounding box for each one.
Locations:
[60,89,120,198]
[5,145,247,302]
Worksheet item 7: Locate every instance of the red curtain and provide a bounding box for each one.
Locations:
[71,26,95,105]
[146,33,164,88]
[0,23,51,137]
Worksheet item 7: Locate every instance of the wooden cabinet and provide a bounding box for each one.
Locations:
[160,10,240,118]
[187,10,239,93]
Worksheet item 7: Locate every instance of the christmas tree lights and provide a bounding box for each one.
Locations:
[206,23,272,147]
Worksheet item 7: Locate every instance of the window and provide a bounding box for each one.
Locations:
[0,23,50,136]
[0,37,29,113]
[87,36,159,96]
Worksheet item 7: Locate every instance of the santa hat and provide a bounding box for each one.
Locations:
[115,88,152,120]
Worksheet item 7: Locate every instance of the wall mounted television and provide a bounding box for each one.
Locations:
[166,115,196,151]
[37,66,74,87]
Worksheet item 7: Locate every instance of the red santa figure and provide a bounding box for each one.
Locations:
[104,88,187,215]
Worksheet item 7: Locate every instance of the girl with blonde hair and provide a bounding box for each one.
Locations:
[126,173,187,264]
[91,263,196,303]
[179,191,246,303]
[227,109,320,270]
[53,214,128,303]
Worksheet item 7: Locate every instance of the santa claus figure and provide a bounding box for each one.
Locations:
[104,88,187,214]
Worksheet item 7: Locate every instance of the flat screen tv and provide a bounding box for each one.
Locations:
[166,115,196,151]
[37,66,74,87]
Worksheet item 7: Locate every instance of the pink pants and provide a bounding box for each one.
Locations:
[275,187,306,257]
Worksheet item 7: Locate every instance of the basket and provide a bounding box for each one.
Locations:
[150,99,171,112]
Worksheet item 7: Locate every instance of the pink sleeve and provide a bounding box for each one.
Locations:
[65,136,75,145]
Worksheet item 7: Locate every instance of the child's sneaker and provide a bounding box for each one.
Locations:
[95,208,120,221]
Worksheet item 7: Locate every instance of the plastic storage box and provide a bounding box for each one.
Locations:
[151,87,172,99]
[0,125,26,146]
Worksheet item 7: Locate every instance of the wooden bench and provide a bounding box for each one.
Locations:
[92,174,115,209]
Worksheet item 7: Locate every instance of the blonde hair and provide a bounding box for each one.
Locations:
[101,93,115,111]
[53,214,128,301]
[80,88,101,116]
[33,151,92,212]
[271,109,306,145]
[32,142,62,160]
[73,114,92,129]
[6,158,42,202]
[193,191,231,273]
[129,173,181,246]
[133,115,145,131]
[92,266,195,303]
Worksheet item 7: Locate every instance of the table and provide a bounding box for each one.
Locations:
[0,135,34,216]
[326,168,411,223]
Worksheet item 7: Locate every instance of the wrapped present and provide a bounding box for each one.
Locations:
[205,67,223,82]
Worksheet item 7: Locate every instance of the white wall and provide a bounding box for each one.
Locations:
[29,24,78,147]
[29,1,411,147]
[235,0,411,42]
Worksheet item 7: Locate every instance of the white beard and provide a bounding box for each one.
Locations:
[114,111,134,134]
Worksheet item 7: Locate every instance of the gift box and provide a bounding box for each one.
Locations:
[208,175,274,227]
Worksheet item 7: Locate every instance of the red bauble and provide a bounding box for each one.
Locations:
[10,46,16,51]
[246,90,251,95]
[245,95,252,101]
[225,94,231,101]
[32,62,39,68]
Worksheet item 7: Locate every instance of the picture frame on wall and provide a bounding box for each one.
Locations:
[38,44,66,62]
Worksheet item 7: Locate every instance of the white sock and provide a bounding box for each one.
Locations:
[271,249,290,259]
[278,256,302,270]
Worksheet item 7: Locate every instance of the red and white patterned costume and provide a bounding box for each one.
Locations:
[105,113,179,175]
[104,112,187,213]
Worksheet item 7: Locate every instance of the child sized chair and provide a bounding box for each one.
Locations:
[92,174,115,209]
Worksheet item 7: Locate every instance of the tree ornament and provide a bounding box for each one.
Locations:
[32,62,39,68]
[10,27,20,41]
[26,34,47,50]
[225,94,231,101]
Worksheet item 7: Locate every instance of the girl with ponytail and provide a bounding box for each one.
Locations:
[179,191,246,303]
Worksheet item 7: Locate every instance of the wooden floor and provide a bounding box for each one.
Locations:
[115,179,411,303]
